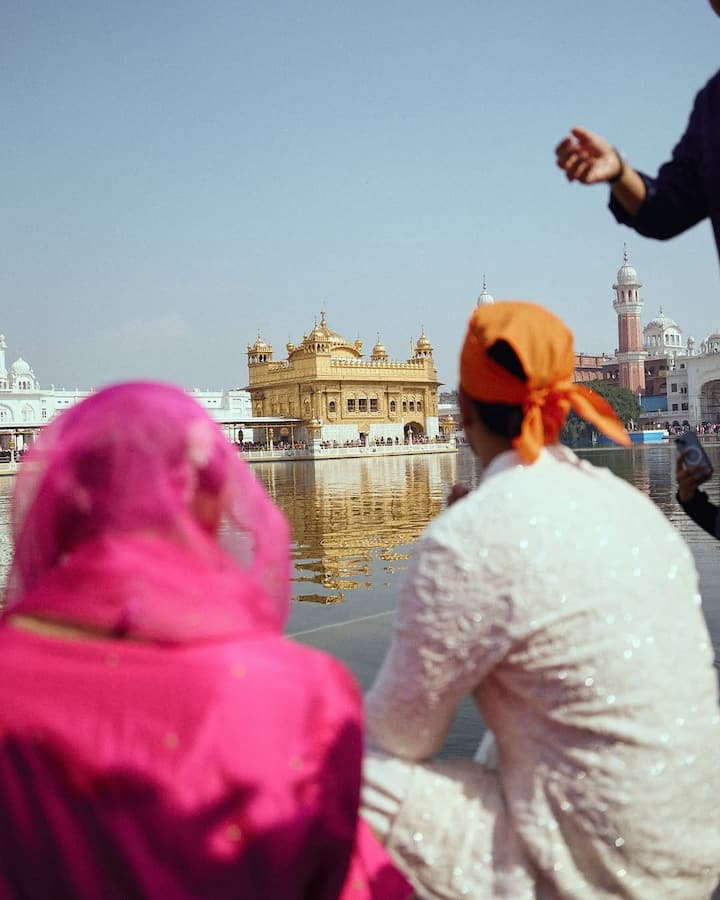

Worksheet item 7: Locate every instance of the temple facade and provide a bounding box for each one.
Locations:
[246,312,441,444]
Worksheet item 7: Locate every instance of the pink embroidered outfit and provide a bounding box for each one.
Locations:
[0,382,409,900]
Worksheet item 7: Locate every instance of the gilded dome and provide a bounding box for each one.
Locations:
[416,331,433,353]
[308,323,325,341]
[248,333,271,353]
[372,334,388,360]
[301,312,362,358]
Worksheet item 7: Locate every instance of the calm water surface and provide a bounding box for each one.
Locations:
[0,443,718,756]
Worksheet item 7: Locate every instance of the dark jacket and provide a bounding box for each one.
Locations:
[610,69,720,265]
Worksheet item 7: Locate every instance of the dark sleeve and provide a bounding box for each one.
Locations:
[609,85,707,239]
[677,489,720,540]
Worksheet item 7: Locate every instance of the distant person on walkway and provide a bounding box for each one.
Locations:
[362,302,720,899]
[555,1,720,266]
[676,445,720,539]
[0,382,410,900]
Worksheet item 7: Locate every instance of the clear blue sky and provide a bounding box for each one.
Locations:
[2,0,718,390]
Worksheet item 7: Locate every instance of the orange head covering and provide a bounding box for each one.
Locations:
[459,301,631,462]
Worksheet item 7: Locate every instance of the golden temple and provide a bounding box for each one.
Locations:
[246,312,442,444]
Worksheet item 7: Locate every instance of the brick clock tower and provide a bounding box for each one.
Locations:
[612,248,646,395]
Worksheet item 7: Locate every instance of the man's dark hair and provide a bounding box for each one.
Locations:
[469,340,527,438]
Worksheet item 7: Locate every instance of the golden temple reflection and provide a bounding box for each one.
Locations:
[297,593,344,605]
[253,453,459,603]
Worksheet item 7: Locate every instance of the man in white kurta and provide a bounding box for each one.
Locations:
[363,302,720,899]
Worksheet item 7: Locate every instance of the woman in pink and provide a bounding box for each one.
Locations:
[0,382,409,900]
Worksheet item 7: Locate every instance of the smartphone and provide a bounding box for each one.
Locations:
[676,432,714,475]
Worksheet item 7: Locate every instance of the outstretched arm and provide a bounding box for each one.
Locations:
[555,126,647,216]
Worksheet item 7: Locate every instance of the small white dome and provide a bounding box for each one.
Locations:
[477,288,494,305]
[11,357,31,376]
[476,276,494,306]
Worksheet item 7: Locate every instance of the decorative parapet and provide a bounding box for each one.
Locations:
[330,358,429,370]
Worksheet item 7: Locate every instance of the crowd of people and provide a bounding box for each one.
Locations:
[668,422,720,436]
[236,435,446,453]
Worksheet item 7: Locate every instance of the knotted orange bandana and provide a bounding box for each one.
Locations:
[459,301,631,462]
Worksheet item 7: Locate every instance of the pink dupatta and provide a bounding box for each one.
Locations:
[0,382,411,900]
[4,381,290,638]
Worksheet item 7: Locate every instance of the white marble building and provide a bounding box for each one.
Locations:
[0,334,253,450]
[666,337,720,426]
[643,308,692,358]
[0,335,90,444]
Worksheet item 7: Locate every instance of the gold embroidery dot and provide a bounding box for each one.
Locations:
[106,653,120,667]
[232,663,246,678]
[290,756,303,770]
[226,824,242,842]
[164,732,179,750]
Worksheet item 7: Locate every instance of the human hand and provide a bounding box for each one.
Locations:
[676,449,712,503]
[555,126,622,184]
[446,483,470,507]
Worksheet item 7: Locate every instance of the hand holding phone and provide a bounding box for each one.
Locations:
[676,432,714,474]
[676,433,713,502]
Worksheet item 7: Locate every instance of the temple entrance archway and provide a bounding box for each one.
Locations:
[700,379,720,423]
[404,421,424,440]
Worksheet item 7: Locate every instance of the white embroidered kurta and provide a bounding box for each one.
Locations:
[364,446,720,899]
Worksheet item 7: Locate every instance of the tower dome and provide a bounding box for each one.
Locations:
[248,333,271,354]
[476,275,494,306]
[247,332,273,364]
[414,329,433,357]
[371,334,388,361]
[614,246,641,287]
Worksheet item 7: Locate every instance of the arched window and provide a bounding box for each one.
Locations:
[328,400,336,414]
[390,400,396,413]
